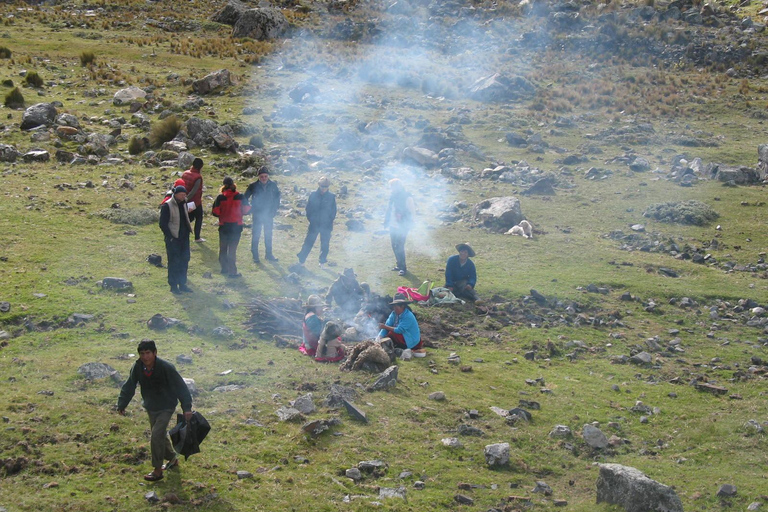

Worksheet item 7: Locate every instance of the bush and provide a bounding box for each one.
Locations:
[79,51,95,66]
[127,136,148,155]
[93,207,160,226]
[148,115,182,148]
[0,46,11,59]
[2,79,13,87]
[4,87,24,108]
[643,200,719,226]
[24,71,43,88]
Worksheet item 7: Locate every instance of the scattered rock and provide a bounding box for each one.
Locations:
[367,365,398,391]
[716,484,737,497]
[484,442,510,467]
[342,399,368,423]
[101,277,132,290]
[583,424,609,449]
[596,463,683,512]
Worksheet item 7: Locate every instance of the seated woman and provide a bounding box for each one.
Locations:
[300,295,325,356]
[378,293,426,357]
[315,321,346,363]
[445,242,478,302]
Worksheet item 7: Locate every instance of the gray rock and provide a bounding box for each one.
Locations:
[458,424,485,436]
[549,425,572,438]
[367,365,398,391]
[596,463,683,512]
[144,491,160,503]
[378,487,406,500]
[630,351,653,365]
[275,406,302,422]
[358,460,387,473]
[213,384,245,393]
[0,144,19,162]
[324,384,358,408]
[454,494,474,505]
[176,354,193,365]
[441,437,463,448]
[484,442,510,467]
[716,484,737,497]
[212,326,234,337]
[77,362,119,381]
[342,399,368,423]
[182,378,197,395]
[192,69,232,95]
[532,481,552,495]
[472,196,524,232]
[748,502,762,511]
[101,277,132,290]
[468,73,536,103]
[403,146,438,167]
[414,481,425,489]
[345,467,362,481]
[507,407,532,422]
[232,8,288,40]
[237,470,253,479]
[22,150,50,163]
[21,103,57,130]
[583,424,608,449]
[113,86,146,106]
[292,393,316,415]
[428,391,446,401]
[211,0,247,25]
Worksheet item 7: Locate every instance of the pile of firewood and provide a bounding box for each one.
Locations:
[244,297,303,337]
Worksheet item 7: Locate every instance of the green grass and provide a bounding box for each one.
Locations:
[1,1,768,511]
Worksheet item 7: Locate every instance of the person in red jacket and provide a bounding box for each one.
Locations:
[211,177,251,277]
[181,157,205,242]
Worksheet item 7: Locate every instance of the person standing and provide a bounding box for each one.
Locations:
[384,178,415,277]
[211,177,251,277]
[116,340,193,482]
[297,176,336,269]
[181,157,205,243]
[159,185,193,294]
[244,166,280,263]
[444,242,478,302]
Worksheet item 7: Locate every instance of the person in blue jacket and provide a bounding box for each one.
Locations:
[445,242,478,302]
[378,293,425,357]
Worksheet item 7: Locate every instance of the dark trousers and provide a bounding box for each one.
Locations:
[190,205,203,240]
[390,229,408,271]
[453,279,478,302]
[147,408,176,469]
[297,225,331,264]
[251,214,274,260]
[386,331,423,350]
[218,224,243,275]
[165,236,190,287]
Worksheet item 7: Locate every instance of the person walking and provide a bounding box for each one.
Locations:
[159,185,193,294]
[116,340,193,482]
[384,178,415,276]
[296,176,336,269]
[243,166,280,263]
[445,242,478,302]
[211,177,251,277]
[181,157,205,243]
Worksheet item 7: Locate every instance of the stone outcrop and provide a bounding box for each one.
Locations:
[596,463,683,512]
[232,8,289,40]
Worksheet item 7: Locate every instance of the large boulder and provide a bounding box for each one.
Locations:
[192,69,233,95]
[211,0,247,26]
[468,73,536,103]
[472,196,524,232]
[757,144,768,181]
[20,103,57,130]
[711,164,762,184]
[232,8,289,40]
[596,463,683,512]
[0,144,19,162]
[113,86,146,106]
[185,117,238,152]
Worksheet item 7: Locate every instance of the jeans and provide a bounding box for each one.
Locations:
[297,225,331,264]
[251,214,274,260]
[389,229,408,271]
[147,408,176,469]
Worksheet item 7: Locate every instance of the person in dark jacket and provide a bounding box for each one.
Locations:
[212,177,251,277]
[181,157,205,242]
[159,185,193,294]
[444,242,478,302]
[384,178,415,276]
[297,176,337,268]
[117,340,193,482]
[243,166,280,263]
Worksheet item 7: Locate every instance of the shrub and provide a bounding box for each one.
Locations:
[148,115,182,148]
[0,46,11,59]
[128,136,148,155]
[24,71,43,88]
[643,200,719,226]
[93,207,159,226]
[79,51,95,66]
[2,79,13,87]
[4,87,24,108]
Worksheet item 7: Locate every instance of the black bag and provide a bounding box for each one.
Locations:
[169,411,210,460]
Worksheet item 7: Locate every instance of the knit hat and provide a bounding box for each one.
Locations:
[257,166,270,176]
[318,176,331,188]
[174,185,188,194]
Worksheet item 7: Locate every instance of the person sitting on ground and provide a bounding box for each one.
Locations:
[444,242,479,302]
[315,321,346,362]
[325,268,364,317]
[299,295,325,357]
[378,293,426,357]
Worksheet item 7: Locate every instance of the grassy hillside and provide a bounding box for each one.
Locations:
[1,0,767,511]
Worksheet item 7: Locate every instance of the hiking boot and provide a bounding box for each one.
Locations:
[398,269,406,276]
[194,238,206,243]
[170,285,181,294]
[265,255,278,262]
[178,284,193,293]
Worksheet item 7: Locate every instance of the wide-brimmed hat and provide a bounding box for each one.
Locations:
[340,268,356,280]
[318,176,331,188]
[304,294,324,308]
[455,242,476,257]
[389,293,411,306]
